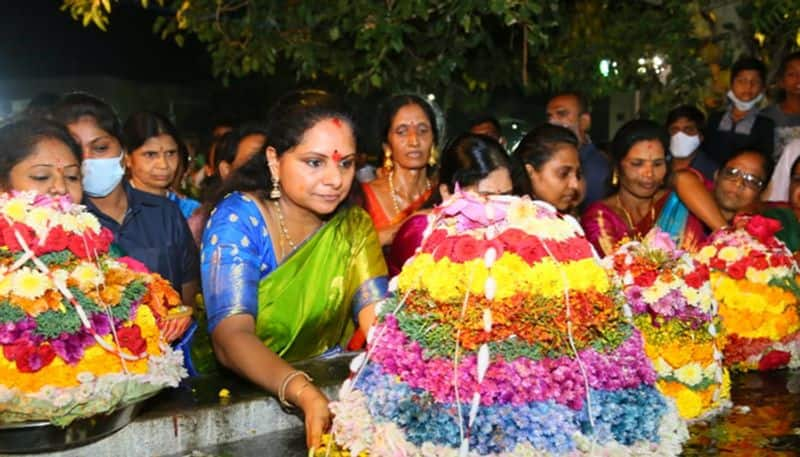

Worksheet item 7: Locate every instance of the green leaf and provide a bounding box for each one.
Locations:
[369,73,382,88]
[329,26,340,40]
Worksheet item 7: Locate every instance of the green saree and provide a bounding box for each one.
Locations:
[254,205,387,362]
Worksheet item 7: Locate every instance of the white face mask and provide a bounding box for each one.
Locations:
[727,89,764,112]
[81,153,125,197]
[669,131,701,159]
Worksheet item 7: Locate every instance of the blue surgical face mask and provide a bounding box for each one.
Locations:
[81,153,125,197]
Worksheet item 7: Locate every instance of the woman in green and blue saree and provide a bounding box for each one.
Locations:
[200,94,388,449]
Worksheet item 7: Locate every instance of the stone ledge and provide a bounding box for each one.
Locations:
[1,353,353,457]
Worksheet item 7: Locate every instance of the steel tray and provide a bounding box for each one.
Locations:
[0,400,145,454]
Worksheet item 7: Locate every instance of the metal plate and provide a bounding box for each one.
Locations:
[0,401,145,454]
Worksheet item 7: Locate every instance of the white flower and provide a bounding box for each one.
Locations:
[674,362,704,386]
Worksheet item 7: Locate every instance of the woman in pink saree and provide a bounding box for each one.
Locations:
[581,119,706,256]
[386,133,512,276]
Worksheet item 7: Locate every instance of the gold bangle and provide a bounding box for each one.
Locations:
[278,371,312,408]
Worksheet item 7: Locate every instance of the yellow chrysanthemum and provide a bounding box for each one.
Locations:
[70,263,104,289]
[674,362,704,386]
[3,198,27,221]
[682,287,700,305]
[653,357,673,376]
[0,273,12,297]
[717,246,741,262]
[11,267,50,300]
[674,386,704,418]
[77,212,102,234]
[696,245,717,264]
[745,267,772,284]
[23,207,52,234]
[400,250,609,303]
[60,213,80,233]
[642,281,668,303]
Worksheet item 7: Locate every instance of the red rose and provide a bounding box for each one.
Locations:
[634,270,658,288]
[2,340,28,361]
[450,236,483,263]
[421,229,448,253]
[748,253,769,270]
[117,325,148,355]
[684,264,709,289]
[67,234,90,259]
[483,238,505,259]
[497,228,529,251]
[758,350,791,371]
[548,239,593,261]
[2,223,37,253]
[516,240,547,265]
[770,254,793,268]
[745,215,783,244]
[92,228,114,253]
[727,260,747,280]
[709,257,727,271]
[15,343,56,373]
[35,226,69,255]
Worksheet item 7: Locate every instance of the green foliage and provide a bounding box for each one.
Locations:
[393,309,629,361]
[118,280,148,316]
[35,303,82,339]
[56,0,796,115]
[741,0,800,80]
[0,301,26,323]
[32,281,147,339]
[768,275,800,300]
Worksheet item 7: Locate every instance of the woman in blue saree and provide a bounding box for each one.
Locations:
[200,95,387,449]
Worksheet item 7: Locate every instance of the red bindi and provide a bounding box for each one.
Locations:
[331,118,342,128]
[332,149,343,163]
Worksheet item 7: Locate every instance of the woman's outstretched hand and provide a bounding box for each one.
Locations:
[298,385,331,449]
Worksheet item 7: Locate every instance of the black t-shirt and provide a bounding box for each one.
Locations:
[704,109,774,165]
[84,180,199,291]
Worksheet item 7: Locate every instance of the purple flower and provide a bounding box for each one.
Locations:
[0,318,37,344]
[625,286,647,313]
[50,331,96,364]
[90,313,112,336]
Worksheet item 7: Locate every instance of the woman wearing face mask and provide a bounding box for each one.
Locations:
[200,93,387,449]
[654,106,713,250]
[511,123,584,214]
[704,57,774,165]
[50,93,197,342]
[0,118,83,203]
[386,133,513,277]
[581,120,671,256]
[123,111,201,220]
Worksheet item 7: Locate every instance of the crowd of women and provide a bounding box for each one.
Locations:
[1,52,800,448]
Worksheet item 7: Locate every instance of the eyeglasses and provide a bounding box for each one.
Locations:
[720,167,764,190]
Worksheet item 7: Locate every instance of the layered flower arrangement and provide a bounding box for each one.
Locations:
[320,193,687,457]
[0,192,186,426]
[604,228,730,420]
[695,214,800,372]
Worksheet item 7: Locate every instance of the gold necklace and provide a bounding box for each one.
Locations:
[616,193,655,233]
[272,200,296,251]
[388,169,430,214]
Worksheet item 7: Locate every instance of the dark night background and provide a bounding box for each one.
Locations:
[1,0,211,82]
[0,1,552,145]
